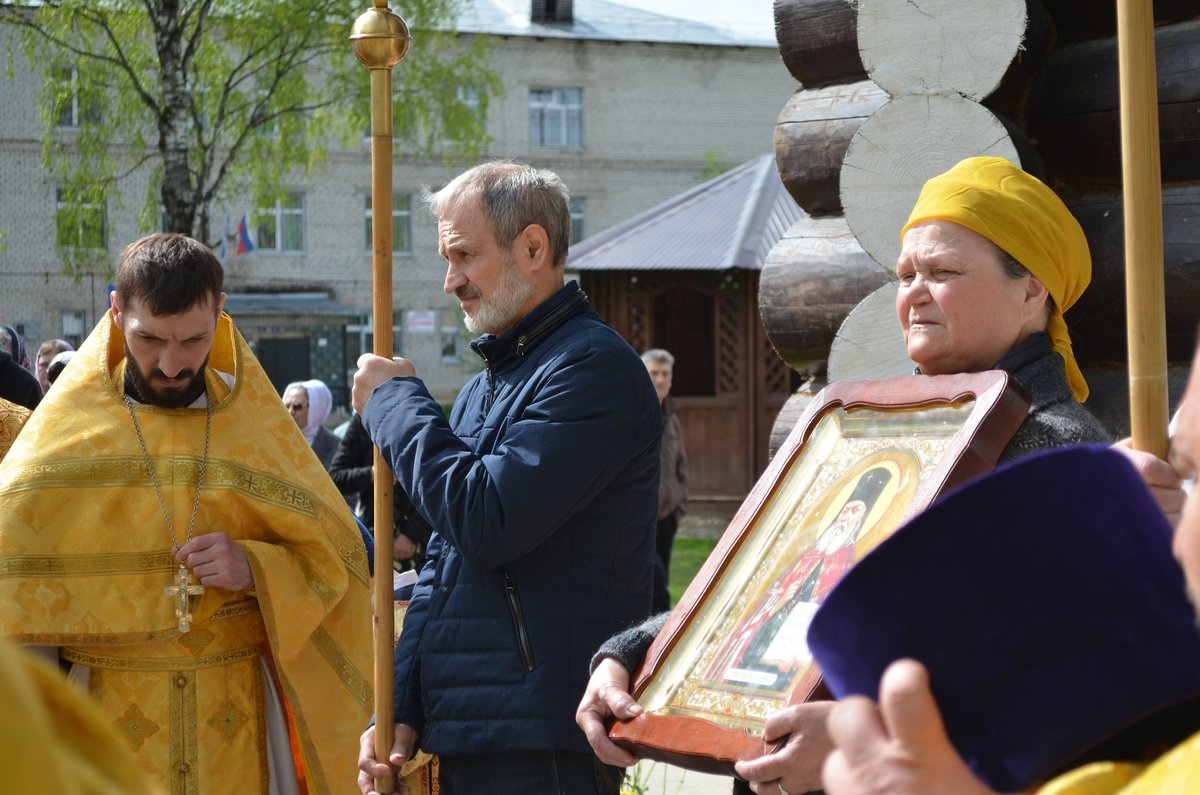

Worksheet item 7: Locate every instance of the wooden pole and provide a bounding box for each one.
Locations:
[351,5,410,792]
[1116,0,1169,457]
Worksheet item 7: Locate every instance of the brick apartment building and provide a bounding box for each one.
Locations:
[0,0,794,409]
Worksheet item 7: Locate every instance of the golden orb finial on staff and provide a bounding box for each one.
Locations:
[350,2,411,70]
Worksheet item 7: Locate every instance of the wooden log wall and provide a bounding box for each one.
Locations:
[763,0,1200,445]
[1029,20,1200,186]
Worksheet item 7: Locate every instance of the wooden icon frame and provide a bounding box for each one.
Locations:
[609,371,1031,774]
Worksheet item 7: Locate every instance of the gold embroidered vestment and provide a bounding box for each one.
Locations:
[0,312,372,794]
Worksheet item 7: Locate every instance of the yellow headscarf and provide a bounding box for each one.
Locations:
[901,156,1091,402]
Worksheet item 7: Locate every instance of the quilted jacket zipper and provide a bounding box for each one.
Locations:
[477,347,495,410]
[515,290,587,358]
[503,570,535,671]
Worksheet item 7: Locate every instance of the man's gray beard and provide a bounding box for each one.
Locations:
[464,257,535,335]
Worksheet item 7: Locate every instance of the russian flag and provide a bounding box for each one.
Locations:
[236,213,255,255]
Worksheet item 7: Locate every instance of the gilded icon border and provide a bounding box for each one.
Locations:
[609,371,1031,774]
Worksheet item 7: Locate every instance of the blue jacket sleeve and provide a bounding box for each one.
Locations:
[392,533,441,731]
[363,342,660,570]
[355,514,374,576]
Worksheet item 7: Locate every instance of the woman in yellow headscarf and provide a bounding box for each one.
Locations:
[895,156,1109,460]
[579,157,1121,795]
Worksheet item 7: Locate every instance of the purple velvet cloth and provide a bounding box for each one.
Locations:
[809,444,1200,792]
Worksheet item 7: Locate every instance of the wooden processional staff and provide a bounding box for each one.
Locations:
[351,3,410,793]
[1116,0,1169,457]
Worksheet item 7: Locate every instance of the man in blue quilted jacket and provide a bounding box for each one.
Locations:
[353,161,662,794]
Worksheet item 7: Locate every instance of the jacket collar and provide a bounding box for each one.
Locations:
[995,331,1051,374]
[470,280,590,367]
[999,332,1074,412]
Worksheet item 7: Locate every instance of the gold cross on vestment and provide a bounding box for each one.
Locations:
[164,565,204,633]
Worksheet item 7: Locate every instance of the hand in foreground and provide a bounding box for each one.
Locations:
[1112,438,1185,526]
[575,658,643,767]
[352,355,418,415]
[357,722,419,795]
[823,659,1002,795]
[734,701,834,795]
[175,533,253,591]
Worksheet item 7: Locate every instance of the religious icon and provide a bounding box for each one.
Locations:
[707,464,896,692]
[608,371,1031,775]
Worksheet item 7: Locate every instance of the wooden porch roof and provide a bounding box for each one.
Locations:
[567,154,804,271]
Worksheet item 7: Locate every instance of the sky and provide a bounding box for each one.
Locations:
[604,0,775,41]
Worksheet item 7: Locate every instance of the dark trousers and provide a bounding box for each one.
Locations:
[652,514,679,613]
[439,750,621,794]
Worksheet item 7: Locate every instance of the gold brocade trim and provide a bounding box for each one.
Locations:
[317,502,371,587]
[340,538,370,587]
[290,687,329,795]
[251,567,332,795]
[1,456,318,516]
[211,599,257,620]
[0,457,146,493]
[304,567,338,605]
[2,481,367,596]
[0,551,175,578]
[205,460,315,514]
[62,644,261,672]
[253,658,269,794]
[311,625,372,713]
[169,669,200,795]
[7,630,175,646]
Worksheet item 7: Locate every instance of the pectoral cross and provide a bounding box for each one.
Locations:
[164,565,204,633]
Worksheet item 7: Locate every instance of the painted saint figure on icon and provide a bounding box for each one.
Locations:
[707,462,899,692]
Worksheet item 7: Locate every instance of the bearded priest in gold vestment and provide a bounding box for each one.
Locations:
[0,234,372,794]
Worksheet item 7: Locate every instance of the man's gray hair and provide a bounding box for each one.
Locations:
[424,160,572,268]
[641,348,675,367]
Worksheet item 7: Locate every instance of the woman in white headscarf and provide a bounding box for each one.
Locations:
[283,379,340,470]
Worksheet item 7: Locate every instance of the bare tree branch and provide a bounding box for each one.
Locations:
[75,6,162,116]
[114,152,156,181]
[179,0,215,73]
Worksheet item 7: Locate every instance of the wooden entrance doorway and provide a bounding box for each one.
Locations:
[584,269,796,501]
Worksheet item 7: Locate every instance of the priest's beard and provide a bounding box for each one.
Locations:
[125,344,209,408]
[462,253,535,335]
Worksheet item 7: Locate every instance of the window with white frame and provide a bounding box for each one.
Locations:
[61,310,87,349]
[529,88,582,149]
[54,67,101,128]
[363,194,412,253]
[55,188,106,251]
[256,192,305,252]
[439,309,461,363]
[345,319,403,386]
[459,85,482,121]
[569,196,586,244]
